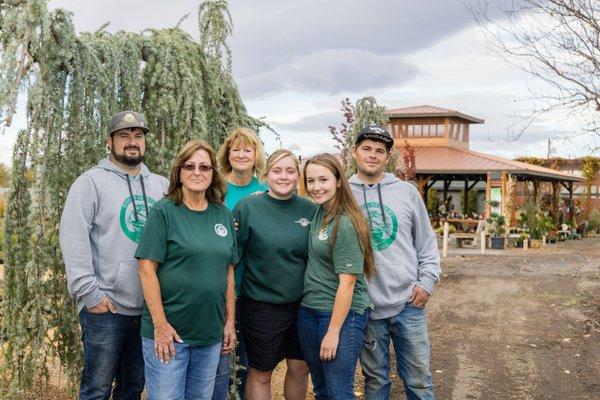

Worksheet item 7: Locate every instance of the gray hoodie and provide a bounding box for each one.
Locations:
[59,157,168,315]
[349,173,440,320]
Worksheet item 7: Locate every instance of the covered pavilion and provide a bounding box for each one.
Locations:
[386,105,584,227]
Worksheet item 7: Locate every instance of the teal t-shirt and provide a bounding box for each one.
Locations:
[224,176,267,294]
[233,192,317,304]
[135,198,239,346]
[302,206,372,313]
[225,177,267,210]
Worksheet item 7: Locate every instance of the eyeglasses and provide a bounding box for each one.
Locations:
[181,163,214,173]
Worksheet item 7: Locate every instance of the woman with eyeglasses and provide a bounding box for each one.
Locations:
[233,149,316,400]
[135,140,238,399]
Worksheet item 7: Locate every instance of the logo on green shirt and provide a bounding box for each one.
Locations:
[318,228,329,241]
[214,223,228,237]
[120,195,157,243]
[361,201,398,251]
[295,217,311,227]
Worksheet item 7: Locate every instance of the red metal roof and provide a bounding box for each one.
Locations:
[413,146,584,182]
[388,105,484,124]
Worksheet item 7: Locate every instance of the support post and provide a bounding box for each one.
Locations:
[443,180,450,205]
[542,235,546,248]
[523,237,529,251]
[443,222,449,258]
[568,182,574,220]
[485,173,492,218]
[463,180,469,215]
[416,176,429,201]
[480,230,486,255]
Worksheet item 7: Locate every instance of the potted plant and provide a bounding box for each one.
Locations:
[486,212,506,249]
[520,202,554,248]
[515,230,529,248]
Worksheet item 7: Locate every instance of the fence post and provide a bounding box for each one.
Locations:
[480,230,486,255]
[443,222,449,258]
[523,237,529,251]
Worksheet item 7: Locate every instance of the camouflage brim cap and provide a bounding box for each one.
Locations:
[109,111,149,135]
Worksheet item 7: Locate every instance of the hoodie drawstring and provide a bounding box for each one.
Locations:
[377,183,387,228]
[126,174,149,222]
[140,175,149,216]
[362,184,373,232]
[126,174,139,221]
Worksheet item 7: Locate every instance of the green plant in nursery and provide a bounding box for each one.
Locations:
[586,209,600,233]
[436,223,456,235]
[486,212,506,237]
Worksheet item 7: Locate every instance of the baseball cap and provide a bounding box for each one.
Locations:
[355,125,394,150]
[109,111,149,135]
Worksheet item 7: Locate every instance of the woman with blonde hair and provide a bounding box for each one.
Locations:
[217,127,267,209]
[299,153,374,399]
[233,149,316,400]
[136,140,238,399]
[213,127,267,400]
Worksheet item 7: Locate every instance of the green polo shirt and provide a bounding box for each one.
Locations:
[135,198,238,346]
[233,192,317,304]
[302,206,372,313]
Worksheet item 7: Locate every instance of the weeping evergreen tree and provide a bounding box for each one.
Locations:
[0,0,264,395]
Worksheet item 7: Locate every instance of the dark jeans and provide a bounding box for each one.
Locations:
[78,310,145,400]
[297,306,370,400]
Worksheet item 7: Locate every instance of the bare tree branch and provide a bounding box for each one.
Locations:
[472,0,600,140]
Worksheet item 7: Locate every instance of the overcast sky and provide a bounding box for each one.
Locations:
[0,0,596,164]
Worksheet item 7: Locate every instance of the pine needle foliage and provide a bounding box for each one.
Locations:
[0,0,264,395]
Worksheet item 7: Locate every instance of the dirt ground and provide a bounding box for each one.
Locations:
[270,238,600,399]
[2,239,599,399]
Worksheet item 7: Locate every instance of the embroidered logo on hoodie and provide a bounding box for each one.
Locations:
[120,195,157,243]
[361,201,398,251]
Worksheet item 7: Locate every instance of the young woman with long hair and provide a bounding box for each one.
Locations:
[298,153,374,399]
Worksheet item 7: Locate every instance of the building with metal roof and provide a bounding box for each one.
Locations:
[387,105,584,226]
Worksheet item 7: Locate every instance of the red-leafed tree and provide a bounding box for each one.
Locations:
[397,140,416,181]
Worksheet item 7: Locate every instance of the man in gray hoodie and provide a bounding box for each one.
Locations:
[59,111,168,400]
[350,125,440,400]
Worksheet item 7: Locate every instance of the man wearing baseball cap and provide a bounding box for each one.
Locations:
[349,125,440,399]
[60,111,168,399]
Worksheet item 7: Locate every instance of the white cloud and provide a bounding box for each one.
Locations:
[239,49,419,98]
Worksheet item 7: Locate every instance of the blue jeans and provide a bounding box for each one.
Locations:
[212,298,247,400]
[359,304,434,400]
[297,306,369,400]
[78,310,144,400]
[142,338,221,400]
